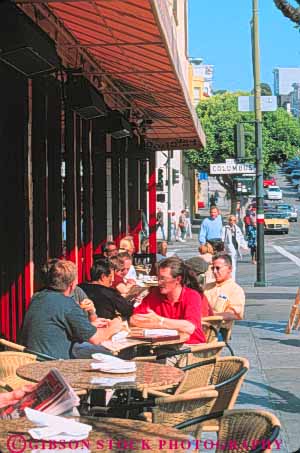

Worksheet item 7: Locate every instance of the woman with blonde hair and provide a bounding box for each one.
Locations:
[119,236,136,280]
[221,215,248,281]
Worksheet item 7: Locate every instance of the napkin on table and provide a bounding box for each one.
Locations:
[90,353,136,372]
[111,330,129,342]
[25,408,92,441]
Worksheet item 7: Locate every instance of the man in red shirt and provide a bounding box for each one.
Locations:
[130,257,206,344]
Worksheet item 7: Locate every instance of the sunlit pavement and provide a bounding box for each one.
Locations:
[167,178,300,451]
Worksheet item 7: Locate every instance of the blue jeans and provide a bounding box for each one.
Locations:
[156,224,165,240]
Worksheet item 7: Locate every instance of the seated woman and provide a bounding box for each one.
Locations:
[110,254,136,298]
[79,259,133,321]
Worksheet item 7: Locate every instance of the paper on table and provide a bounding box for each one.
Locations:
[91,353,125,363]
[90,376,136,386]
[90,361,136,372]
[25,408,92,441]
[111,330,129,342]
[143,329,178,337]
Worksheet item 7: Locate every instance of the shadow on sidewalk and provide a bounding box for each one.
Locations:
[239,379,300,414]
[238,320,287,334]
[259,338,300,348]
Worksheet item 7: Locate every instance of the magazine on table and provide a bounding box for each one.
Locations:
[0,368,80,420]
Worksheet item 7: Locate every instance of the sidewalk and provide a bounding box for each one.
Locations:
[168,237,300,452]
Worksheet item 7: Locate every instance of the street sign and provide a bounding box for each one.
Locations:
[210,160,255,175]
[238,96,277,112]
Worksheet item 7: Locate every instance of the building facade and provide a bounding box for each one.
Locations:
[273,67,300,108]
[189,57,214,105]
[0,0,205,340]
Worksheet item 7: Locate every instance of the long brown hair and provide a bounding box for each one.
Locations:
[158,257,203,293]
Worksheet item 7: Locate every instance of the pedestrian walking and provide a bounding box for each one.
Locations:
[156,207,165,240]
[247,218,257,264]
[199,206,223,246]
[178,209,187,242]
[214,190,219,204]
[221,215,248,281]
[185,209,193,239]
[209,194,216,206]
[170,211,177,241]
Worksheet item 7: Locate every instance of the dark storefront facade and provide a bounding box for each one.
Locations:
[0,0,205,340]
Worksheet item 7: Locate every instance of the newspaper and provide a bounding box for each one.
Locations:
[0,368,80,420]
[124,286,149,302]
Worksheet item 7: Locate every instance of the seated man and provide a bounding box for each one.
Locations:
[130,257,206,344]
[102,240,118,259]
[22,260,122,359]
[79,259,133,321]
[204,253,245,322]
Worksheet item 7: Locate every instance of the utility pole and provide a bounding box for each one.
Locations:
[252,0,266,286]
[167,150,172,243]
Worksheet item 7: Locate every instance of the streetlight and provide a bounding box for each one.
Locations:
[251,0,266,286]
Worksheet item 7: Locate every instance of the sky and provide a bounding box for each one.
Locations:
[188,0,300,93]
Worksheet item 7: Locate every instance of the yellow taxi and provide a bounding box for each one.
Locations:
[264,211,289,234]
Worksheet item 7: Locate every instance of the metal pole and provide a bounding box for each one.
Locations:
[207,177,210,207]
[252,0,266,286]
[167,150,172,243]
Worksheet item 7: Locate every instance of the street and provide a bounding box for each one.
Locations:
[168,170,300,452]
[170,169,300,288]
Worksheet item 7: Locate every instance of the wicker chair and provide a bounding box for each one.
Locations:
[147,355,249,431]
[0,351,37,390]
[0,338,55,361]
[147,389,218,438]
[202,316,235,355]
[134,341,225,366]
[175,409,281,453]
[202,316,224,343]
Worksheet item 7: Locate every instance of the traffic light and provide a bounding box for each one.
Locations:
[234,123,245,159]
[157,168,164,191]
[172,168,180,185]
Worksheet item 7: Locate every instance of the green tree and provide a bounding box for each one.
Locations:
[251,83,272,96]
[185,92,300,212]
[213,89,228,95]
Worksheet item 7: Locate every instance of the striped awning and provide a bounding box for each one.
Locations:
[18,0,205,150]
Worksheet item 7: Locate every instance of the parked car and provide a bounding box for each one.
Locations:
[263,176,276,188]
[287,169,300,182]
[291,176,300,187]
[266,186,283,201]
[264,211,289,234]
[275,203,298,222]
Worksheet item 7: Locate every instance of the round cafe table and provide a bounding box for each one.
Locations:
[17,359,184,396]
[0,416,192,453]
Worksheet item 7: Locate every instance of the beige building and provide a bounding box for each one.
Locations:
[155,0,197,234]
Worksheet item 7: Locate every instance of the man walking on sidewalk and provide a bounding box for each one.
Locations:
[156,207,165,240]
[199,206,223,245]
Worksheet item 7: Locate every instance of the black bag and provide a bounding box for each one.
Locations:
[231,228,239,250]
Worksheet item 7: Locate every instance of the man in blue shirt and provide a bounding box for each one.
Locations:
[199,206,223,245]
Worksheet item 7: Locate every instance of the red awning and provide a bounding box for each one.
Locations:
[20,0,206,150]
